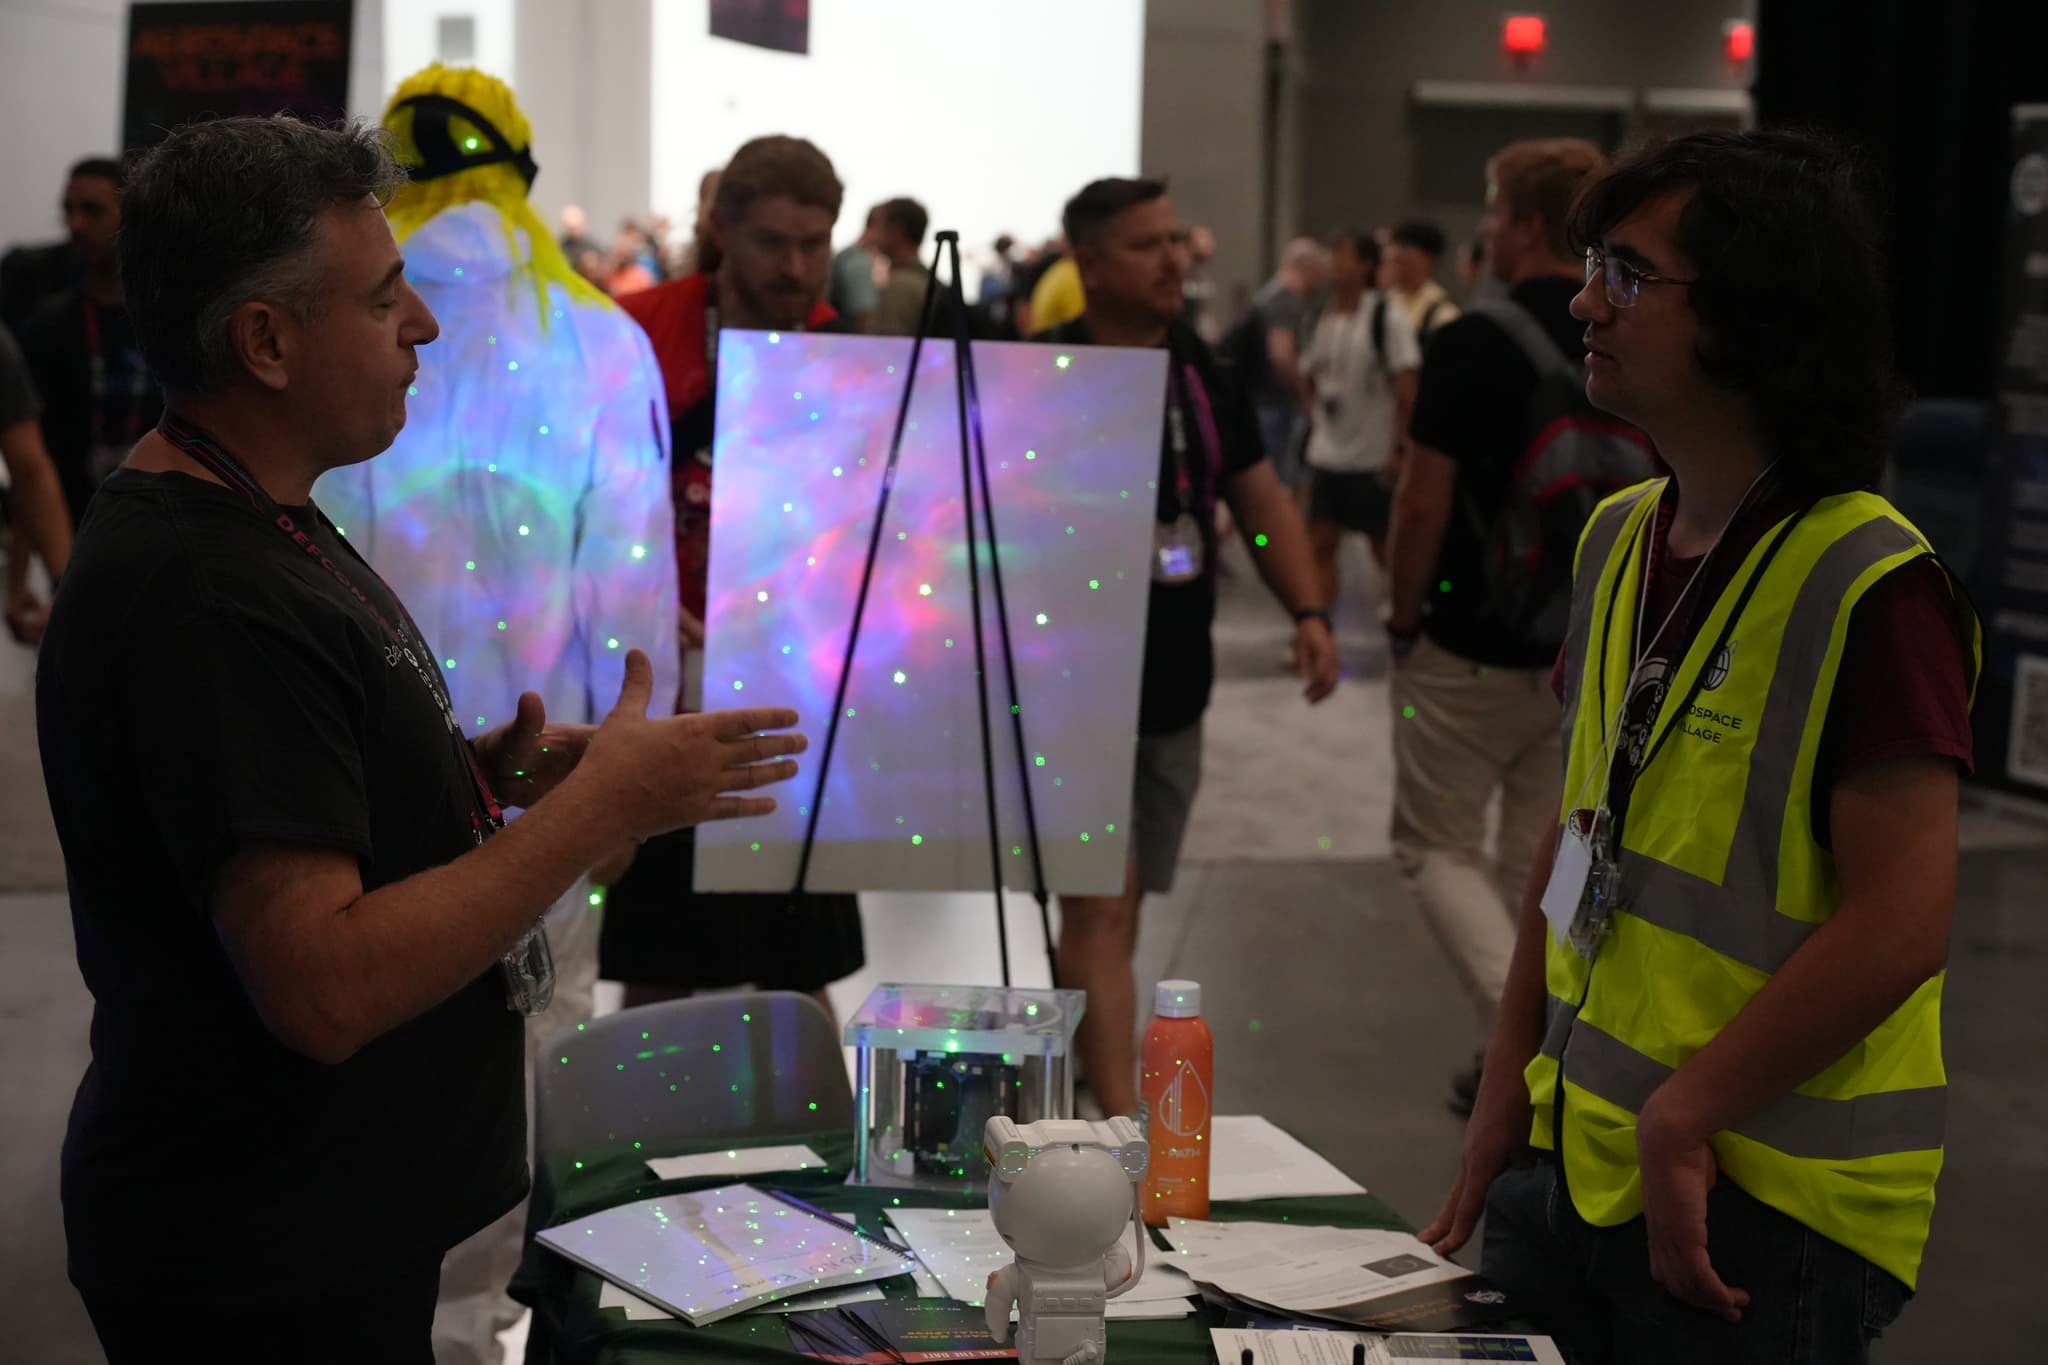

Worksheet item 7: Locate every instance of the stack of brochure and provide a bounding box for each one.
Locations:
[1162,1220,1521,1333]
[536,1183,917,1326]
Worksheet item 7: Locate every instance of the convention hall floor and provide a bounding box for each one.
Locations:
[4,537,2042,1362]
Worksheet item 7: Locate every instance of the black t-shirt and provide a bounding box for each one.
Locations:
[0,239,77,332]
[18,291,164,525]
[38,468,525,1300]
[0,321,40,430]
[1040,319,1266,735]
[1407,275,1584,669]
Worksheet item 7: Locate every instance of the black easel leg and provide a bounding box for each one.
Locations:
[937,232,1013,988]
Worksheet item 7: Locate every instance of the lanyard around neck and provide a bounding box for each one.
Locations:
[1591,482,1810,850]
[156,414,505,831]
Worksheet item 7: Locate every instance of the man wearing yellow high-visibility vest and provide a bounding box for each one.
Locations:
[1422,128,1980,1361]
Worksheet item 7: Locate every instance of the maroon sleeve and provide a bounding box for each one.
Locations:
[1819,556,1975,786]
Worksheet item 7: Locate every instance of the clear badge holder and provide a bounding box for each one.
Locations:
[1568,822,1622,961]
[500,920,555,1015]
[1152,514,1205,584]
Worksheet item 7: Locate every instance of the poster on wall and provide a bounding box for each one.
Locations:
[1974,105,2048,802]
[121,1,353,153]
[695,331,1165,894]
[710,0,810,55]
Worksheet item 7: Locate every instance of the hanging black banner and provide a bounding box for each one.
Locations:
[121,0,354,153]
[709,0,810,56]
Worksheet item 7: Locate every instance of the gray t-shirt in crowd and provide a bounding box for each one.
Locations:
[0,322,42,430]
[1251,278,1309,404]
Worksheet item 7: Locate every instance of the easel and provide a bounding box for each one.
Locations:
[790,231,1055,990]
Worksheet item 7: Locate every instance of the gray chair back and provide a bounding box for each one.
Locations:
[534,991,852,1163]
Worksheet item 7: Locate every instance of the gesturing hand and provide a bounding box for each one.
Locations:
[473,691,596,809]
[1638,1107,1748,1323]
[577,648,807,842]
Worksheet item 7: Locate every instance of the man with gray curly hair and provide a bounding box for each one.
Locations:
[38,115,806,1364]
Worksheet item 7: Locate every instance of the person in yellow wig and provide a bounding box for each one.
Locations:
[316,65,680,1365]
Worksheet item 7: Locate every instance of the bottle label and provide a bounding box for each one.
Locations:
[1155,1059,1210,1138]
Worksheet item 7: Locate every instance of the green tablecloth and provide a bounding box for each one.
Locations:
[510,1127,1409,1364]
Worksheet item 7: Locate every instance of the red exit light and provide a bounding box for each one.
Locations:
[1724,19,1755,63]
[1503,14,1547,58]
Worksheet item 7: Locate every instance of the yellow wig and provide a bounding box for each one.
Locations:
[382,63,611,323]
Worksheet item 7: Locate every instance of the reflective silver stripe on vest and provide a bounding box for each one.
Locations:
[1541,992,1578,1060]
[1609,513,1933,975]
[1560,489,1655,763]
[1559,1016,1946,1160]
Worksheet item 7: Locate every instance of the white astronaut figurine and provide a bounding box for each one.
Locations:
[982,1116,1150,1365]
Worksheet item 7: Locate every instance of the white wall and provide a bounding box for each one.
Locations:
[0,0,126,251]
[381,0,515,101]
[0,0,393,253]
[648,0,1146,276]
[2,0,1144,281]
[1140,0,1266,321]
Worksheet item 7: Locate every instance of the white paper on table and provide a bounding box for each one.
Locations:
[698,332,1168,895]
[1207,1115,1367,1201]
[1162,1219,1367,1279]
[1211,1328,1380,1364]
[883,1207,1011,1303]
[875,1215,949,1297]
[644,1144,830,1182]
[1105,1298,1196,1321]
[598,1281,670,1322]
[1214,1330,1568,1365]
[1163,1220,1467,1316]
[884,1206,1195,1307]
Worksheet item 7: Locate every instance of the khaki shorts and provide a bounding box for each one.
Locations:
[1130,721,1204,894]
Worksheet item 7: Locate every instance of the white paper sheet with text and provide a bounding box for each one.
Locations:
[883,1206,1195,1313]
[1213,1329,1565,1365]
[1208,1115,1368,1201]
[1164,1220,1468,1316]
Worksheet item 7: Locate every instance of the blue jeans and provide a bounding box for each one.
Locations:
[1256,399,1305,487]
[1481,1160,1908,1364]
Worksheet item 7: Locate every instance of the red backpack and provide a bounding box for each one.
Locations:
[1459,296,1657,651]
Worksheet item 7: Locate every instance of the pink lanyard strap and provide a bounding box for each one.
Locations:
[157,414,505,831]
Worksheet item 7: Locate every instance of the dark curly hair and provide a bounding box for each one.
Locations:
[1569,127,1902,495]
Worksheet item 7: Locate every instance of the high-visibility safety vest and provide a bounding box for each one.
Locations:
[1531,478,1982,1291]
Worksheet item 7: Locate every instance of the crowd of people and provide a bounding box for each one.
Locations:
[8,58,1978,1365]
[549,185,1234,348]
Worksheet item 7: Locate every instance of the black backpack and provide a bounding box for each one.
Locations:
[1458,296,1657,650]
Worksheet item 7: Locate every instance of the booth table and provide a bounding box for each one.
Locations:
[511,1126,1409,1364]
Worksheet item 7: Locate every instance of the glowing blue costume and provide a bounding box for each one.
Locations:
[317,200,680,741]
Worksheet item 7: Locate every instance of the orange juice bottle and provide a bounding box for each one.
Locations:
[1138,979,1213,1225]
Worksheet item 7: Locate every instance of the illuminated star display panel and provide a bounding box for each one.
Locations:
[696,331,1166,894]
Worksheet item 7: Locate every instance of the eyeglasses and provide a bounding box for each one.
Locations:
[1585,247,1697,308]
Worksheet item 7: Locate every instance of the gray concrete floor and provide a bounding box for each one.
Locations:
[3,535,2043,1361]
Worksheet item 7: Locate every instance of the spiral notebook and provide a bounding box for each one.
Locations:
[536,1183,917,1327]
